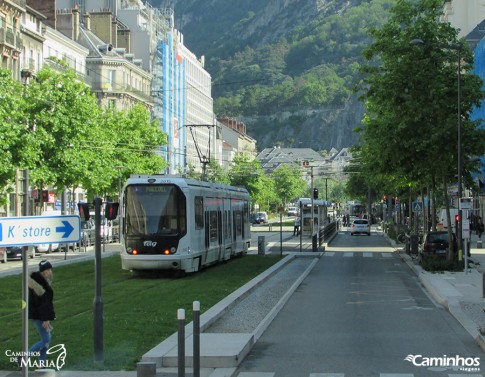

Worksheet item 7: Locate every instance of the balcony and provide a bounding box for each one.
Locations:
[0,27,22,51]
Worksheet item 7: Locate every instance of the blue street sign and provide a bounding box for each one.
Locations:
[412,202,423,213]
[0,215,81,247]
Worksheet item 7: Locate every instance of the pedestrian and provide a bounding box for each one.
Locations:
[28,260,56,365]
[478,218,484,239]
[293,217,300,236]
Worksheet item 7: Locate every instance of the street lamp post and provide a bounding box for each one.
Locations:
[114,166,125,202]
[411,38,463,253]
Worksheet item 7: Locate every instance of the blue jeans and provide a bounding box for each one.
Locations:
[29,319,51,362]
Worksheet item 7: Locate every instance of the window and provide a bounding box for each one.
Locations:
[209,211,217,242]
[195,196,203,229]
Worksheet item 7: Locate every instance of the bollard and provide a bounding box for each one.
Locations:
[258,236,265,255]
[478,240,483,249]
[137,361,156,377]
[178,308,185,377]
[34,369,56,377]
[193,301,200,377]
[312,233,318,252]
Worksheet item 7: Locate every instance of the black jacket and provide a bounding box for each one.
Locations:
[28,271,55,321]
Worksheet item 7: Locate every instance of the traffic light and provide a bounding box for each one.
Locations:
[78,203,90,221]
[41,190,49,202]
[313,188,319,199]
[105,202,119,220]
[455,214,461,223]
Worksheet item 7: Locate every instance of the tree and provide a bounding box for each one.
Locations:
[0,69,31,205]
[25,67,106,196]
[358,0,485,261]
[271,164,307,205]
[105,104,167,198]
[228,154,276,211]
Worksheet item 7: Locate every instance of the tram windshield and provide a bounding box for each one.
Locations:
[124,184,186,236]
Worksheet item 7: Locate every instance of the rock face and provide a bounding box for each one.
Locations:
[243,95,364,151]
[158,0,369,150]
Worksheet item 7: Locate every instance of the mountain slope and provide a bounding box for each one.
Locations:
[150,0,396,151]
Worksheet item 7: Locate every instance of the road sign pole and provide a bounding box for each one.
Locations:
[22,170,29,377]
[93,198,103,362]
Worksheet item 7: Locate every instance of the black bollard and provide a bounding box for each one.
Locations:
[193,301,200,377]
[178,309,185,377]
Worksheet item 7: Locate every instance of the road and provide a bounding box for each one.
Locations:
[235,227,485,377]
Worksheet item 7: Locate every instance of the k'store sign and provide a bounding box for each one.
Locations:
[0,215,81,246]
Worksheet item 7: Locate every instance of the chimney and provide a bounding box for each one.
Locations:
[83,11,91,30]
[73,5,80,41]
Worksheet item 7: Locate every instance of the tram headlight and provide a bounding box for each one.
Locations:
[170,247,176,254]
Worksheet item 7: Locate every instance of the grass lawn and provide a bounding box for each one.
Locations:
[0,254,281,371]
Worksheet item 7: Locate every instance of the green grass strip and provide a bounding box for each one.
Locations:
[0,254,281,371]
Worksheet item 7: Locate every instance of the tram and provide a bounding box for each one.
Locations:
[120,175,251,273]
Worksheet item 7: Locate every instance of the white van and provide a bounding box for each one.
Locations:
[35,210,61,253]
[438,208,459,230]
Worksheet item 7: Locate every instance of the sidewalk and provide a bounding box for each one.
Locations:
[391,232,485,351]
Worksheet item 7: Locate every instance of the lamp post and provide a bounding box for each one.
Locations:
[411,38,463,252]
[114,166,124,202]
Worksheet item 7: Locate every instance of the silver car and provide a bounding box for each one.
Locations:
[350,219,371,236]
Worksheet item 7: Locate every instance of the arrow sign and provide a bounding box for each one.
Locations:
[56,220,75,238]
[0,215,80,247]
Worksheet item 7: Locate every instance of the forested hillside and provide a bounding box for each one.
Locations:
[151,0,397,151]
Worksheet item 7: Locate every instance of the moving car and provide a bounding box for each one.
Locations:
[287,207,298,217]
[350,219,371,236]
[254,211,268,224]
[419,231,457,260]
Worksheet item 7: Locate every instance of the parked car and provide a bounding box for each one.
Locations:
[36,243,59,253]
[0,246,23,262]
[254,212,268,224]
[287,207,299,217]
[350,219,371,236]
[419,231,457,260]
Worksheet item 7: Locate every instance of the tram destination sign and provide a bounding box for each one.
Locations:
[0,215,81,247]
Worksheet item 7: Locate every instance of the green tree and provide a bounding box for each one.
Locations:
[105,104,167,198]
[358,0,485,260]
[24,67,105,195]
[228,154,277,211]
[271,164,307,205]
[0,69,30,205]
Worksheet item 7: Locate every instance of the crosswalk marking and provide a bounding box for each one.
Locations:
[236,373,482,377]
[323,252,395,258]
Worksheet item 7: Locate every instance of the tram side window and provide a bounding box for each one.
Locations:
[209,211,218,241]
[195,196,204,229]
[235,210,242,236]
[243,202,249,224]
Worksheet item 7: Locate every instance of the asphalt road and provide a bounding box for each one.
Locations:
[235,228,485,377]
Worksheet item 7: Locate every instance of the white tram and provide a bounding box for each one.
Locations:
[120,175,251,273]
